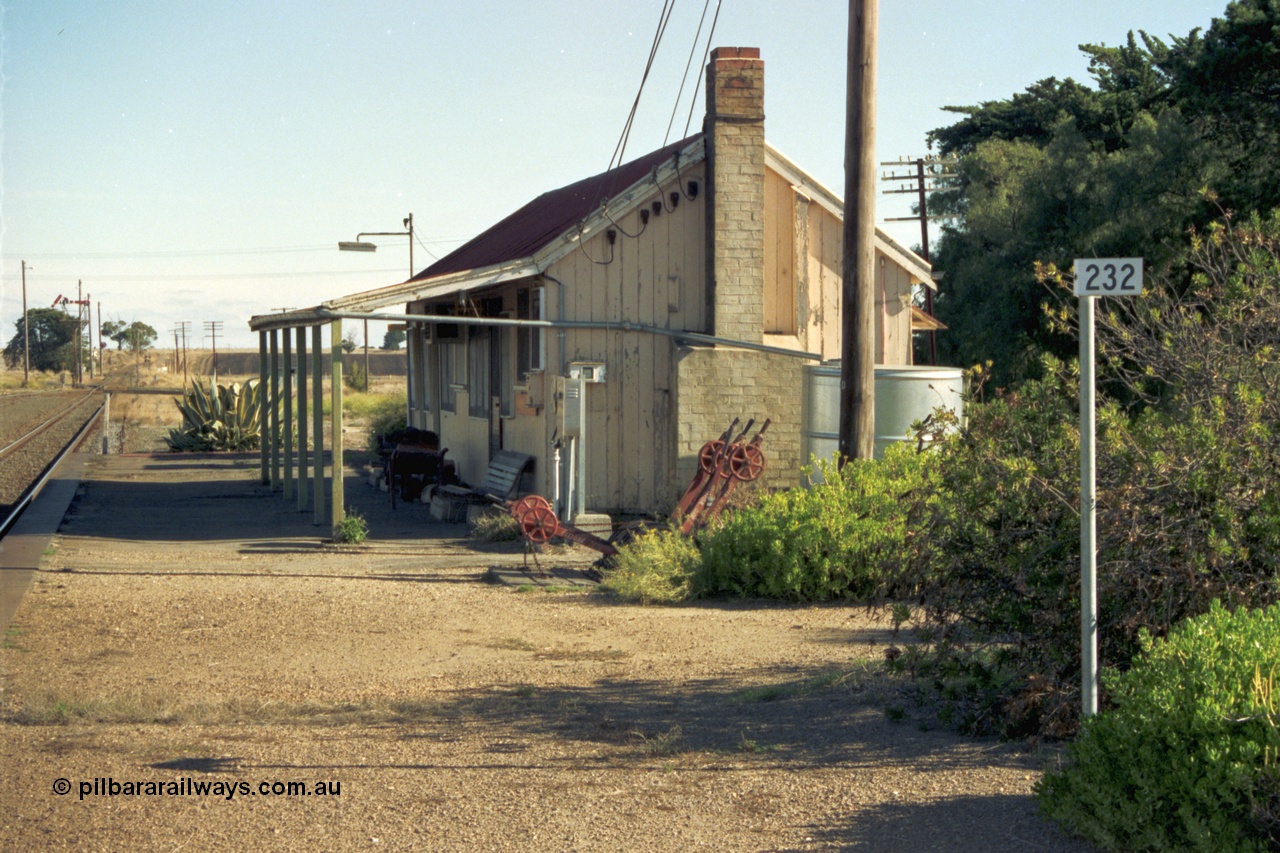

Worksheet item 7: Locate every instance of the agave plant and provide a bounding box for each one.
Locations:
[166,378,268,451]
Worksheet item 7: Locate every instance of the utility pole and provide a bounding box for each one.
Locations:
[97,302,103,378]
[85,289,93,380]
[881,154,957,364]
[204,320,223,384]
[21,261,31,387]
[176,321,191,386]
[76,280,84,387]
[839,0,879,463]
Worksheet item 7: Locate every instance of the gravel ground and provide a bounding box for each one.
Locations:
[0,453,1097,852]
[0,391,104,518]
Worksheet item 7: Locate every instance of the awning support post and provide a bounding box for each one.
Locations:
[312,325,325,526]
[297,326,309,512]
[330,319,345,532]
[258,331,269,484]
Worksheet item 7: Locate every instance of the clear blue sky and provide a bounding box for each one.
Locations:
[1,0,1226,349]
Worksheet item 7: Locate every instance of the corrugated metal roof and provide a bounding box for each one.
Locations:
[410,134,702,282]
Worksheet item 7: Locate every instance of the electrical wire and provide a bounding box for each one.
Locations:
[607,0,678,173]
[683,0,724,138]
[664,0,715,146]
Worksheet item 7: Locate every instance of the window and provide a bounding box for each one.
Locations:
[517,285,545,375]
[467,327,490,418]
[438,337,458,413]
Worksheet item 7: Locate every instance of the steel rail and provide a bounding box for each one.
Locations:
[0,397,105,539]
[0,391,98,461]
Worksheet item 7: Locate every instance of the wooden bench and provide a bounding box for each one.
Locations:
[432,451,534,522]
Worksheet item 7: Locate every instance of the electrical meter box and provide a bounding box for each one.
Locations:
[568,361,606,383]
[562,376,585,438]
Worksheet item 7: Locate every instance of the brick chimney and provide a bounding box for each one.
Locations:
[704,47,765,343]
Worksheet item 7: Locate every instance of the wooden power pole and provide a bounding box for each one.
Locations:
[839,0,879,463]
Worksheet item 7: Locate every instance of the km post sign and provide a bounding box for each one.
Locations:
[1075,257,1143,718]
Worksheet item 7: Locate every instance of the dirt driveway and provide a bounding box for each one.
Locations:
[0,454,1094,851]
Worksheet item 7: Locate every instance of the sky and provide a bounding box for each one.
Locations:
[0,0,1229,350]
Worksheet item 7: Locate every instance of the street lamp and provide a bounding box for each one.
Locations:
[338,213,414,278]
[338,213,415,388]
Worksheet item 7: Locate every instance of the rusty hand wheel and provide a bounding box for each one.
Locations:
[717,443,745,479]
[697,440,725,474]
[510,495,552,526]
[521,505,560,544]
[729,443,766,481]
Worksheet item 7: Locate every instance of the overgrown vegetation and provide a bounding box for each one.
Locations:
[891,212,1280,738]
[699,445,935,601]
[348,391,407,454]
[1036,602,1280,851]
[600,527,703,604]
[165,378,267,452]
[333,510,368,545]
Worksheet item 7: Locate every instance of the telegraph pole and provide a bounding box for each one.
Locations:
[881,154,957,364]
[176,321,192,386]
[839,0,879,463]
[21,261,31,387]
[204,320,223,384]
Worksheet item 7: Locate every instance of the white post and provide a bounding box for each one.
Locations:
[1079,294,1098,717]
[102,392,111,454]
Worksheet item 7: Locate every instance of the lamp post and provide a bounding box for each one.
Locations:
[338,213,414,389]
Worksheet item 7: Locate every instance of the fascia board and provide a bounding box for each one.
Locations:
[534,139,707,272]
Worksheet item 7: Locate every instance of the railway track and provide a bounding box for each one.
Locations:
[0,390,105,538]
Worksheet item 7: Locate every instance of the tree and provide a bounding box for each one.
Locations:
[122,321,158,353]
[924,2,1278,385]
[381,328,406,350]
[3,308,83,372]
[101,319,129,350]
[340,327,359,353]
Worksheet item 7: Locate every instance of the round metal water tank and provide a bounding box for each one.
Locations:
[801,364,965,483]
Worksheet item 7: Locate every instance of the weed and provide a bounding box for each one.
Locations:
[471,512,521,542]
[736,732,779,754]
[333,510,368,544]
[633,725,683,757]
[2,625,28,652]
[600,527,701,604]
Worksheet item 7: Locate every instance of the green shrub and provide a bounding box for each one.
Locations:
[343,361,368,392]
[699,441,937,601]
[344,392,407,454]
[1037,601,1280,852]
[334,510,368,544]
[600,527,702,604]
[900,214,1280,738]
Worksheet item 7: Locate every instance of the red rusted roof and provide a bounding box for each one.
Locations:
[411,134,702,282]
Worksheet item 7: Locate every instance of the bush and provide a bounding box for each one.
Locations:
[1037,601,1280,852]
[900,213,1280,738]
[600,527,702,604]
[699,441,937,601]
[344,392,407,454]
[333,510,368,545]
